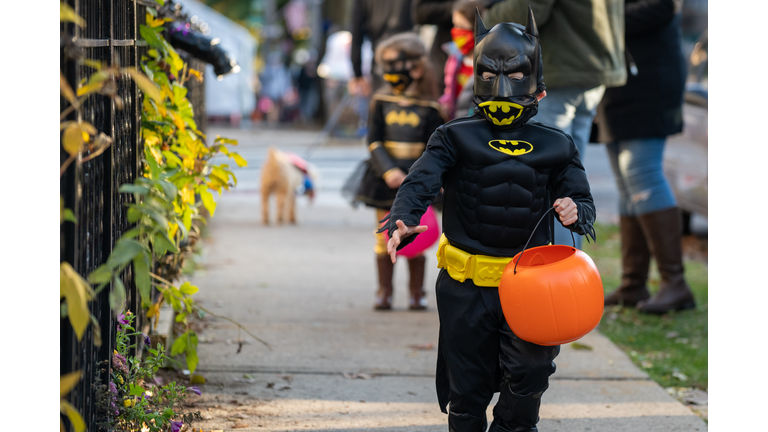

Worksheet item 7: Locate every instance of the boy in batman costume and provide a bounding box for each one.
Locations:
[379,8,596,432]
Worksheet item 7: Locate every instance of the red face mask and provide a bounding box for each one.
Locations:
[451,27,475,56]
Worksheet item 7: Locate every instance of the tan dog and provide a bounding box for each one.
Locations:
[260,147,317,225]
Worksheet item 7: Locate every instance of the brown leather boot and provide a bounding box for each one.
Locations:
[407,255,427,310]
[374,255,394,310]
[636,207,696,314]
[604,215,652,307]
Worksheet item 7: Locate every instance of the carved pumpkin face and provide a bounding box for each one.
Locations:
[499,245,604,346]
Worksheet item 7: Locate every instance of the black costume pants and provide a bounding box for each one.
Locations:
[435,269,560,432]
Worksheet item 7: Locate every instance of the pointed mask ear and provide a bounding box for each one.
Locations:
[475,8,489,39]
[525,5,539,38]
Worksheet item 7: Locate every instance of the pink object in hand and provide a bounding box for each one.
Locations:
[383,206,441,258]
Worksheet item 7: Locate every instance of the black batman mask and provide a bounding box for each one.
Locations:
[473,7,545,129]
[382,51,418,95]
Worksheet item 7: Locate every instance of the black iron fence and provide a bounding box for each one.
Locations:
[60,1,205,431]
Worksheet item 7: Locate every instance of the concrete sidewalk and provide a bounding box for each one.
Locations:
[182,194,706,432]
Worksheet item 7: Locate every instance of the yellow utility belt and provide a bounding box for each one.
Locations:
[436,234,514,287]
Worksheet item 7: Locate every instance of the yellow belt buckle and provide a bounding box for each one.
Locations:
[472,255,513,287]
[444,243,473,283]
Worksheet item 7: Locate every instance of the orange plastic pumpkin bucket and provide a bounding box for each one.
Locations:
[498,208,603,346]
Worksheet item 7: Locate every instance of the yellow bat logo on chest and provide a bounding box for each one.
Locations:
[488,139,533,156]
[385,110,420,127]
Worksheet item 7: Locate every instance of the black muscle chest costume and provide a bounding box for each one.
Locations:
[377,8,597,432]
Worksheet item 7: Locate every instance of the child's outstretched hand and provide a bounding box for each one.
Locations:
[553,197,578,226]
[387,220,428,263]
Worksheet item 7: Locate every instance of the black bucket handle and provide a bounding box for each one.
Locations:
[513,207,576,275]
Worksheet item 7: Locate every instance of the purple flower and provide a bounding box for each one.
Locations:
[117,313,129,326]
[112,352,129,375]
[170,420,183,432]
[142,333,151,345]
[186,386,201,395]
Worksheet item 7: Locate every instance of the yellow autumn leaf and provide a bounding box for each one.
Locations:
[169,221,179,239]
[60,400,86,432]
[124,67,162,103]
[181,186,195,204]
[170,111,186,131]
[188,68,203,82]
[76,81,105,97]
[60,72,77,107]
[232,153,248,167]
[149,145,164,164]
[62,124,85,156]
[60,371,82,398]
[60,263,93,341]
[60,2,86,28]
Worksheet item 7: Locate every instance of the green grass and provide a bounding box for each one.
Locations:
[582,223,708,391]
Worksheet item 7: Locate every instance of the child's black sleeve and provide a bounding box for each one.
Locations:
[548,140,597,242]
[379,126,457,246]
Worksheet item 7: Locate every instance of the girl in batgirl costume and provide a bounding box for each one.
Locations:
[354,32,447,311]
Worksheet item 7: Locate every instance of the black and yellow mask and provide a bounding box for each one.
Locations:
[473,7,545,129]
[382,51,418,95]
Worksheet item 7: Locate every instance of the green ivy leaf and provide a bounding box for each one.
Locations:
[109,276,126,313]
[133,251,152,308]
[119,184,151,196]
[63,208,78,224]
[179,282,199,295]
[129,383,146,397]
[88,264,112,284]
[153,231,178,256]
[186,331,199,373]
[170,331,187,356]
[107,239,146,269]
[139,24,164,50]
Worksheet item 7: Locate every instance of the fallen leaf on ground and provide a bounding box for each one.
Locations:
[342,373,372,380]
[234,378,257,384]
[407,343,434,350]
[570,342,593,351]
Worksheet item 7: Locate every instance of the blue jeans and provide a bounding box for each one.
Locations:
[606,138,677,216]
[535,86,605,249]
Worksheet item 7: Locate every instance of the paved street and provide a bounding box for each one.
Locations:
[181,126,707,431]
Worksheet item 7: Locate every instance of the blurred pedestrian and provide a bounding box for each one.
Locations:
[349,0,415,97]
[483,0,627,249]
[598,0,695,314]
[411,0,464,94]
[259,51,293,124]
[354,33,446,311]
[439,0,484,120]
